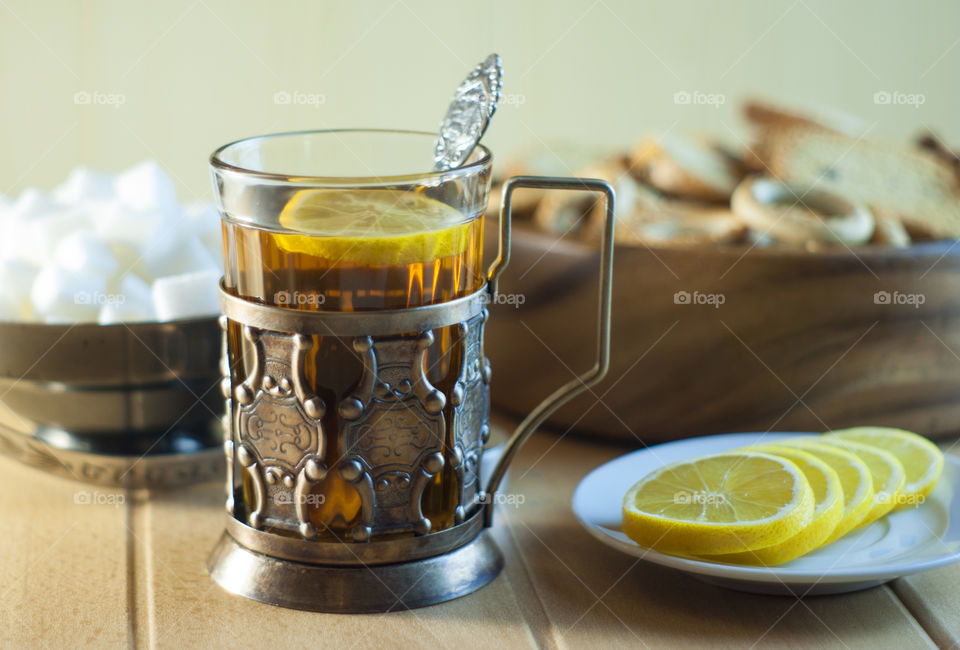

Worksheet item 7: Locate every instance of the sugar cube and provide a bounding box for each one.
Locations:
[55,230,119,275]
[53,166,114,204]
[151,269,221,321]
[31,265,106,323]
[0,259,38,319]
[116,160,179,218]
[4,209,91,267]
[93,200,165,248]
[137,227,217,281]
[11,188,59,221]
[98,273,155,324]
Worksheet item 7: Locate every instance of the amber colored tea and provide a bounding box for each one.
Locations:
[222,188,485,538]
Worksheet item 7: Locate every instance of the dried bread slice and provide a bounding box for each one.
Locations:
[744,99,869,138]
[752,123,960,239]
[580,183,746,246]
[609,205,747,247]
[532,159,640,237]
[631,133,741,203]
[488,144,612,220]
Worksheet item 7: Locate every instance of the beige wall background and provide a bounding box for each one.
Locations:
[1,0,958,201]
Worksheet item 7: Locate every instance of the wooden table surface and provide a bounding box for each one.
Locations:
[2,428,959,649]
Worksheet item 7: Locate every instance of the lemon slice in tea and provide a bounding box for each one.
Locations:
[275,188,474,266]
[622,452,814,556]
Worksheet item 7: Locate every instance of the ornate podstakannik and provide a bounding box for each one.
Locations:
[219,288,491,546]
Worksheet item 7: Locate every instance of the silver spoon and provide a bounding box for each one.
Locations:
[433,53,503,171]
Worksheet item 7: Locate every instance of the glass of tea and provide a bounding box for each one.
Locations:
[208,128,614,612]
[212,130,492,541]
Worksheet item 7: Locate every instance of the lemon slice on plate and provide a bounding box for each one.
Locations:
[813,438,906,525]
[787,437,905,529]
[275,188,473,266]
[775,439,874,543]
[708,445,843,565]
[826,427,943,504]
[621,452,815,556]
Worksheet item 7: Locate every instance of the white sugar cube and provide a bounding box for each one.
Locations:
[53,166,114,204]
[152,269,221,321]
[116,160,179,217]
[97,301,147,324]
[0,258,37,291]
[0,259,38,320]
[98,273,155,323]
[31,265,106,323]
[107,241,141,276]
[0,259,37,321]
[55,230,119,275]
[137,227,217,281]
[93,200,165,247]
[4,210,91,267]
[121,272,153,304]
[11,187,60,220]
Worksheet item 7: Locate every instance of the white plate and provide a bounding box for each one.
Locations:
[572,432,960,596]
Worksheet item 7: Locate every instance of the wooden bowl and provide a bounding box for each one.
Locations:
[485,222,960,443]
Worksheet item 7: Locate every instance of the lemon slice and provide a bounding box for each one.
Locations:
[622,452,814,555]
[826,427,943,504]
[788,437,905,529]
[274,188,473,266]
[812,437,906,525]
[709,445,843,565]
[776,438,873,543]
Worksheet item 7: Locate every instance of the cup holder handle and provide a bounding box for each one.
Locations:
[483,175,615,527]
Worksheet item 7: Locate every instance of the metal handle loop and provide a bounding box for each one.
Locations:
[483,175,615,526]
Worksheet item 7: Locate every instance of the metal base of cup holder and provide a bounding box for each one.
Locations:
[207,525,503,613]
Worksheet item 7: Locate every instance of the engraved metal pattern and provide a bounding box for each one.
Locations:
[232,326,328,539]
[0,424,223,489]
[433,53,502,171]
[338,332,446,541]
[451,308,491,523]
[220,287,487,545]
